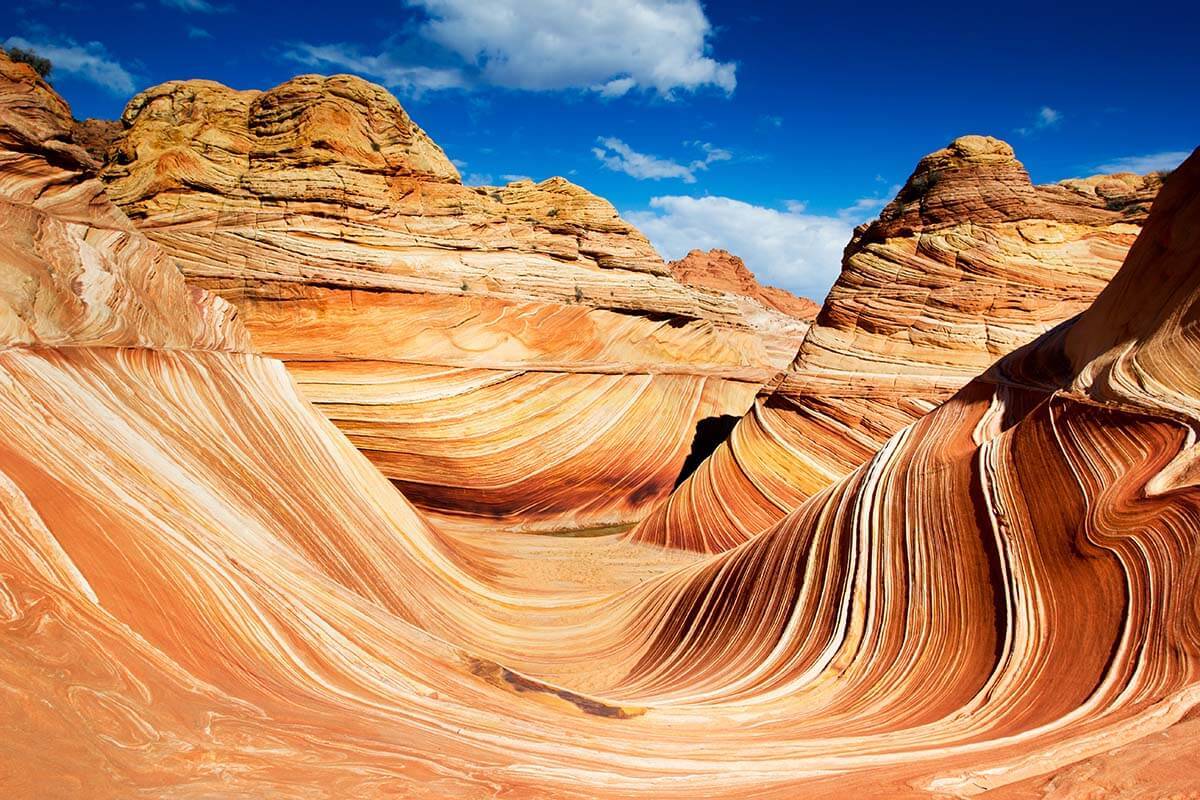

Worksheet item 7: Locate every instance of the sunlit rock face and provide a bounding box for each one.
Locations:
[89,74,813,531]
[630,135,1164,551]
[669,247,821,320]
[0,64,246,352]
[4,53,1200,799]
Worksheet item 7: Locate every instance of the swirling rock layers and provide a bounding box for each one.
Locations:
[631,135,1164,551]
[3,52,1199,798]
[95,74,807,530]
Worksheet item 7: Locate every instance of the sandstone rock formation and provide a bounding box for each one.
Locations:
[630,135,1164,551]
[669,248,821,319]
[0,54,554,796]
[6,53,1200,800]
[0,67,244,352]
[69,117,121,163]
[93,74,809,531]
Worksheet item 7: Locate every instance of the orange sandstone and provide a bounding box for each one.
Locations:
[96,74,811,530]
[2,52,1200,800]
[630,135,1163,551]
[669,248,821,320]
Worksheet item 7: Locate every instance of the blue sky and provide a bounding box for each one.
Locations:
[4,0,1196,299]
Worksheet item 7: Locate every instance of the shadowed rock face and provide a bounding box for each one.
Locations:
[4,52,1200,799]
[96,73,810,531]
[630,134,1164,551]
[69,117,121,164]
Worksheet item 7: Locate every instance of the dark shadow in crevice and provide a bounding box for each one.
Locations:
[673,414,741,489]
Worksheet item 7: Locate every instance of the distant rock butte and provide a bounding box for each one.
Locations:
[669,248,821,320]
[630,134,1164,551]
[95,73,810,530]
[69,117,121,164]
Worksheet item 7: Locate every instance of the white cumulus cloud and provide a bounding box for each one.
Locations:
[1093,151,1190,174]
[409,0,736,96]
[1017,105,1062,136]
[161,0,226,12]
[292,0,729,97]
[3,36,134,95]
[287,1,734,98]
[284,43,467,94]
[598,77,637,98]
[627,195,889,299]
[593,138,731,183]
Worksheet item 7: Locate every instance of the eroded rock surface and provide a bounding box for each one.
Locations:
[3,52,1200,800]
[96,74,810,530]
[69,117,121,163]
[630,135,1164,551]
[669,248,820,320]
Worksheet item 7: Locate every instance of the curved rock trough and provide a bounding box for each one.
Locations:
[2,53,1198,798]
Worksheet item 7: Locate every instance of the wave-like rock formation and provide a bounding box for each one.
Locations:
[669,248,821,320]
[631,135,1164,551]
[89,74,809,531]
[4,53,1200,798]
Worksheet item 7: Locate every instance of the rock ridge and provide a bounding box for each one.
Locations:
[629,134,1166,551]
[93,71,811,528]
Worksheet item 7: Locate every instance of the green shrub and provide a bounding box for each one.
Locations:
[5,47,52,79]
[897,169,939,204]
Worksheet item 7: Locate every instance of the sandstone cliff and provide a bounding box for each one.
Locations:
[0,55,622,797]
[0,64,244,352]
[630,135,1164,551]
[95,74,808,530]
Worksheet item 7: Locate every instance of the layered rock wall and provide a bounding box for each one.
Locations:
[630,136,1163,550]
[97,74,810,529]
[3,52,1200,799]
